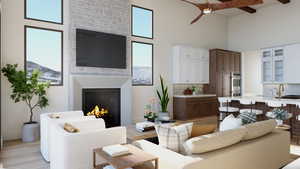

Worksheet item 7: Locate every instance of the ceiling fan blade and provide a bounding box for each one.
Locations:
[212,0,263,11]
[190,12,204,24]
[181,0,208,10]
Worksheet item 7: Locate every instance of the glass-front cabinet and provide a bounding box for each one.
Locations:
[261,47,284,83]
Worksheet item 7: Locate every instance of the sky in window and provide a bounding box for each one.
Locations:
[26,0,62,23]
[132,42,152,67]
[132,6,153,38]
[26,28,62,72]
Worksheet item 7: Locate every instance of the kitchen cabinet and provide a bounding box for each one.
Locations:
[205,49,241,97]
[261,47,285,83]
[284,44,300,84]
[173,96,218,120]
[172,46,209,84]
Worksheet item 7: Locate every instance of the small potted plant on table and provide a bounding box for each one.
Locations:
[1,64,50,142]
[156,75,170,121]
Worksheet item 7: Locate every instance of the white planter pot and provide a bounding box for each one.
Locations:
[158,112,170,121]
[22,123,40,142]
[275,119,283,126]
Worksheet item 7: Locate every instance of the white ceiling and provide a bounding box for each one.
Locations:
[187,0,283,16]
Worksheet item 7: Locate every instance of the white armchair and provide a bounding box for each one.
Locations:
[50,119,127,169]
[40,111,94,162]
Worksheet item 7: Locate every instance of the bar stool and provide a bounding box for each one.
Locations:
[218,97,239,121]
[239,99,264,120]
[292,103,300,144]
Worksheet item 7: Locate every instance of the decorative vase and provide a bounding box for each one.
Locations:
[275,119,283,126]
[22,122,40,142]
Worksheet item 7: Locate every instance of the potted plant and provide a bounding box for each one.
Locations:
[156,75,170,121]
[1,64,50,142]
[144,98,158,122]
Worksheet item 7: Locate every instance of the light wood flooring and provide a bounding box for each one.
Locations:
[1,140,300,169]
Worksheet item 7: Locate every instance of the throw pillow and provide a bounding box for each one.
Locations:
[238,111,257,125]
[155,123,193,153]
[191,124,217,137]
[219,114,242,131]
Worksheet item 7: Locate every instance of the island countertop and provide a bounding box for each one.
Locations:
[220,96,300,106]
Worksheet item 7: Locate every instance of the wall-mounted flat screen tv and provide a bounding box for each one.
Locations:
[76,29,126,69]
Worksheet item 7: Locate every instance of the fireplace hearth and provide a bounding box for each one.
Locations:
[82,88,120,128]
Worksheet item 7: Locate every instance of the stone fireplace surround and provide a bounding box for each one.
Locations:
[69,74,132,126]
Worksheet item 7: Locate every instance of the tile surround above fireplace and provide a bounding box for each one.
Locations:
[69,74,132,126]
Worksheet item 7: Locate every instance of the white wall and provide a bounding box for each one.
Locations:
[131,0,228,122]
[241,51,263,96]
[1,0,70,140]
[228,0,300,51]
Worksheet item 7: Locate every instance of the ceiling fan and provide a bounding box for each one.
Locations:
[182,0,264,24]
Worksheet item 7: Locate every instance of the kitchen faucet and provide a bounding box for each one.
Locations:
[276,84,285,98]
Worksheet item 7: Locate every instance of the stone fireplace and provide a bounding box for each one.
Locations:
[69,74,132,126]
[82,88,121,128]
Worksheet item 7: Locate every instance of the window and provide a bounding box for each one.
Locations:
[25,0,63,24]
[25,26,63,86]
[131,5,153,39]
[132,41,153,86]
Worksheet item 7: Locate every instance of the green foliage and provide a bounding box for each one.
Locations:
[1,64,50,123]
[156,75,169,112]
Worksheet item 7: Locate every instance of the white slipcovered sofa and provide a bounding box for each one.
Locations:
[40,110,94,162]
[49,118,126,169]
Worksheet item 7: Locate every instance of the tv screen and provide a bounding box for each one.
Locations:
[76,29,126,69]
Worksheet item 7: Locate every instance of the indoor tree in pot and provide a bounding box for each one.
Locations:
[1,64,50,142]
[156,75,170,121]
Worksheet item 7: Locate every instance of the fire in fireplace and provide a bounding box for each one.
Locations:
[82,88,121,128]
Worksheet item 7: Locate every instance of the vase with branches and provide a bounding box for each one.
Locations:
[156,75,170,120]
[1,64,50,142]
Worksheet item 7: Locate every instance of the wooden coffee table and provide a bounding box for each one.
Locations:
[93,144,158,169]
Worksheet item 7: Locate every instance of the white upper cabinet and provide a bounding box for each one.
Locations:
[284,44,300,84]
[262,47,285,83]
[172,45,209,84]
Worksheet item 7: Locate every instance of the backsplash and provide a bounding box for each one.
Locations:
[263,84,300,97]
[173,84,204,95]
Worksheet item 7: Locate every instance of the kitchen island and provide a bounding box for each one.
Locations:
[220,96,300,106]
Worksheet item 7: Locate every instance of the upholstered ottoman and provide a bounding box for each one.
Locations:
[283,158,300,169]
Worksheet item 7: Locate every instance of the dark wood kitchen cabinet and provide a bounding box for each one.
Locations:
[205,49,241,97]
[173,96,218,120]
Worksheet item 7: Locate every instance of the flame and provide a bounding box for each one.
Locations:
[87,105,108,118]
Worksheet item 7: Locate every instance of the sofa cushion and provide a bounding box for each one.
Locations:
[242,119,276,141]
[184,127,246,154]
[155,123,193,153]
[219,114,242,131]
[191,124,217,137]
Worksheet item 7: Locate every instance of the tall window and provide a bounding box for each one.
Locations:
[132,42,153,86]
[132,5,153,39]
[131,5,154,86]
[25,26,63,86]
[25,0,63,24]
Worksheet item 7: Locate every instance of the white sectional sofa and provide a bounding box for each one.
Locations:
[40,110,92,162]
[134,122,290,169]
[49,118,127,169]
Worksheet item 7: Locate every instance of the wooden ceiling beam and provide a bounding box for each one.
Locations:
[277,0,290,4]
[218,0,257,14]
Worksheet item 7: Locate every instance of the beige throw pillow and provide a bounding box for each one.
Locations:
[242,119,276,141]
[155,123,193,153]
[184,127,246,154]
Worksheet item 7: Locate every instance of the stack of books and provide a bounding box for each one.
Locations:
[135,121,155,132]
[102,144,130,157]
